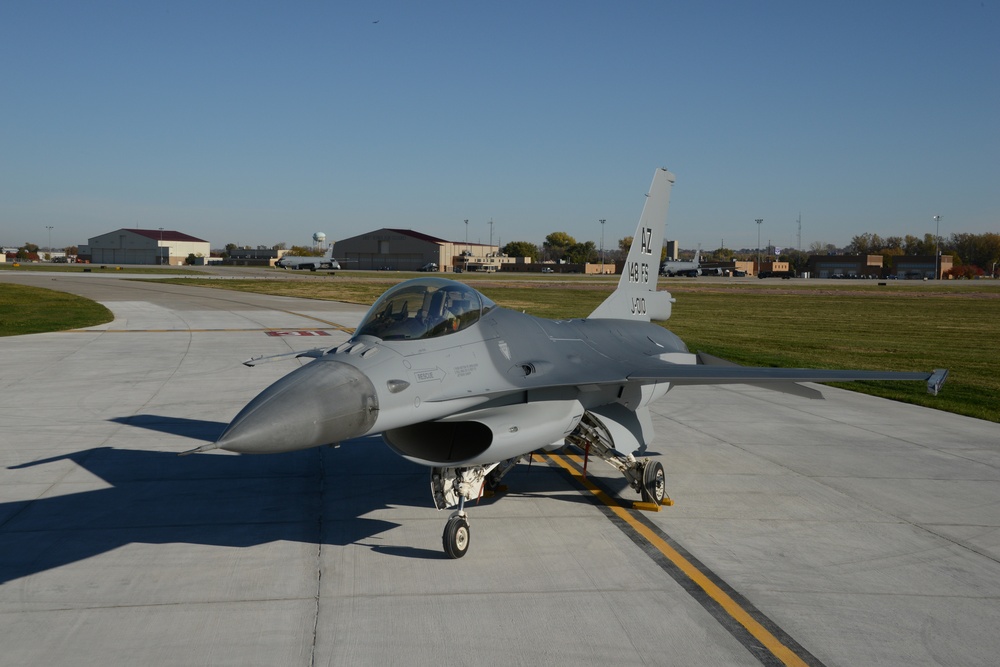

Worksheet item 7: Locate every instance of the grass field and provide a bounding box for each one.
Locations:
[152,275,1000,423]
[0,284,114,336]
[0,264,202,275]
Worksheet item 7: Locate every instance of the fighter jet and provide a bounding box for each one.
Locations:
[192,168,947,558]
[661,248,703,277]
[275,246,341,271]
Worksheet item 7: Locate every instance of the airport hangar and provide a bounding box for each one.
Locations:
[80,228,210,266]
[333,228,501,272]
[805,254,953,279]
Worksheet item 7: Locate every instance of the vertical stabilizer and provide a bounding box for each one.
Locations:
[589,168,675,321]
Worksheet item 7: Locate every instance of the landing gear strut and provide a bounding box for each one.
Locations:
[431,458,520,559]
[566,412,668,506]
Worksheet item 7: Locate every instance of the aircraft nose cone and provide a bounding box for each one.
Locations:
[216,359,378,453]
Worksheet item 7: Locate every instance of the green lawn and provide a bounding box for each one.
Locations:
[0,284,113,336]
[664,290,998,422]
[0,263,202,275]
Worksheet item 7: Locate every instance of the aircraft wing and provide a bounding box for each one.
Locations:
[425,351,946,404]
[629,352,949,397]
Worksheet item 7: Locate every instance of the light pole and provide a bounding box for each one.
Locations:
[45,225,53,251]
[755,218,763,276]
[599,219,606,274]
[488,219,494,252]
[932,215,942,279]
[158,227,164,265]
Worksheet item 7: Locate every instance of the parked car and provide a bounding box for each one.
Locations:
[418,263,439,272]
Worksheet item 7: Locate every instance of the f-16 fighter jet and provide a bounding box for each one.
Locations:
[191,168,947,558]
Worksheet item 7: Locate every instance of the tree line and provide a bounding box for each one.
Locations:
[842,232,1000,275]
[503,233,667,264]
[502,231,1000,278]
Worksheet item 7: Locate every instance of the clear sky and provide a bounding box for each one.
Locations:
[2,1,997,253]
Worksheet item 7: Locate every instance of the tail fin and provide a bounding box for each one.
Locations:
[589,168,675,321]
[324,245,334,259]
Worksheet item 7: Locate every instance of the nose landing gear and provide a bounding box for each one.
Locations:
[431,458,519,559]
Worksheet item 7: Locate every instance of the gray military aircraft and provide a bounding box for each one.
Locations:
[275,246,341,271]
[191,168,947,558]
[660,247,703,277]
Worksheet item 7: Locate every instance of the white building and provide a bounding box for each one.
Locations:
[81,229,210,266]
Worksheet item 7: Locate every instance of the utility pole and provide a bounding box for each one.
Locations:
[599,219,606,274]
[933,215,942,279]
[755,218,763,275]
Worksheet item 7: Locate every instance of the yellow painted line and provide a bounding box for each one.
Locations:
[542,452,809,667]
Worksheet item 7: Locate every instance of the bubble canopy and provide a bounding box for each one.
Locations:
[355,278,496,341]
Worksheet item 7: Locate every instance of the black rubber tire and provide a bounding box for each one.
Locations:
[443,515,470,559]
[641,461,666,505]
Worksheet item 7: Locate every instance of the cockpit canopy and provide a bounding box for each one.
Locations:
[355,278,495,341]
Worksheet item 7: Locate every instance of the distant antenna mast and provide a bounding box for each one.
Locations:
[796,213,802,250]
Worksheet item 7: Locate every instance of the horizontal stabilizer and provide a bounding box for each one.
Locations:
[928,369,949,396]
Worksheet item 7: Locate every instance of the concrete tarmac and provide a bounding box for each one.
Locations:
[2,272,999,666]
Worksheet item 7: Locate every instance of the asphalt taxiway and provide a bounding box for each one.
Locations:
[2,272,999,666]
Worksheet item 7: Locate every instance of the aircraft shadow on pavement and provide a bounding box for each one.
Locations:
[1,420,601,582]
[108,414,230,441]
[0,434,423,583]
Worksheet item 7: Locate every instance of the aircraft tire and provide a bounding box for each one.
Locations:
[443,515,470,559]
[641,461,665,505]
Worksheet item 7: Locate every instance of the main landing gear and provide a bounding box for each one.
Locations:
[566,412,667,506]
[430,412,668,559]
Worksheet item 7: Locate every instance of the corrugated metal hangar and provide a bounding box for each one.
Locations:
[81,229,210,265]
[334,228,496,271]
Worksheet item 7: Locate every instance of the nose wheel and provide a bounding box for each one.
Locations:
[443,513,470,559]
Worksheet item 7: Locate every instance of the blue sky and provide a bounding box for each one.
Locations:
[2,1,997,252]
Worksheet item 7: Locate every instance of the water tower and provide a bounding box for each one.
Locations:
[312,232,327,249]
